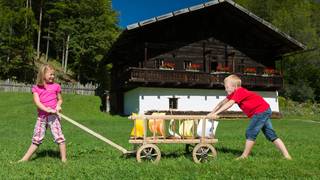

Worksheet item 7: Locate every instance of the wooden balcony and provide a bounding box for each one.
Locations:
[123,67,283,90]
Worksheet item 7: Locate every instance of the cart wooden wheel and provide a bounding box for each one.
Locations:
[192,143,217,163]
[136,144,161,163]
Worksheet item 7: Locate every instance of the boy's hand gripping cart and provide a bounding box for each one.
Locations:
[58,113,218,163]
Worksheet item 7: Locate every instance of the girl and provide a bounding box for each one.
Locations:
[19,64,67,162]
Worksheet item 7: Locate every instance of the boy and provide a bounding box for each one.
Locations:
[208,74,292,160]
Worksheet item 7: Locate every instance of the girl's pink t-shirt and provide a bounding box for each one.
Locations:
[227,87,270,118]
[32,83,61,116]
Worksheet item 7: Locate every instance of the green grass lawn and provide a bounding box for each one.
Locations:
[1,92,320,179]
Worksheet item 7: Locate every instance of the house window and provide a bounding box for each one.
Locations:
[210,61,218,72]
[155,58,164,68]
[237,59,245,73]
[256,66,264,75]
[184,61,192,70]
[169,98,178,109]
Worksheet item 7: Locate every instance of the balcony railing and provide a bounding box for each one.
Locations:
[124,67,283,90]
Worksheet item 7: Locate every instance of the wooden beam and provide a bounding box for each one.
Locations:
[143,42,148,67]
[203,42,207,72]
[129,138,218,144]
[129,115,218,120]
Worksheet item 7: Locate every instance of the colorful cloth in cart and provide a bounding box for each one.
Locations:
[130,113,144,138]
[196,119,219,138]
[168,119,181,138]
[148,112,166,136]
[179,120,194,137]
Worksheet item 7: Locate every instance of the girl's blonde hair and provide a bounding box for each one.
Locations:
[36,64,55,86]
[224,74,241,87]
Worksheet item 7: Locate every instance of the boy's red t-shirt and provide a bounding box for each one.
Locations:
[226,87,270,118]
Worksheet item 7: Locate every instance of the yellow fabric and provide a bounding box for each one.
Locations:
[130,113,144,137]
[148,112,166,136]
[179,120,194,137]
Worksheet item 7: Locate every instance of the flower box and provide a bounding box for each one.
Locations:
[160,62,175,70]
[186,63,201,72]
[159,67,174,70]
[263,68,279,76]
[212,64,231,74]
[244,67,257,74]
[186,69,200,72]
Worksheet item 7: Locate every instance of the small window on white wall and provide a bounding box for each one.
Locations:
[169,98,178,109]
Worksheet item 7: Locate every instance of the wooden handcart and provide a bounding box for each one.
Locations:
[129,115,218,163]
[58,113,218,163]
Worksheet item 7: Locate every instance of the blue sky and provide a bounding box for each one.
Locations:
[112,0,209,28]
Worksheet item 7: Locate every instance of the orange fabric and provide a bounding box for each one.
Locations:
[148,113,166,136]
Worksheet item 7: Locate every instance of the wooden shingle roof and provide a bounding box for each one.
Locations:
[110,0,305,61]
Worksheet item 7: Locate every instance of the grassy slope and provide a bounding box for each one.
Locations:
[0,92,319,179]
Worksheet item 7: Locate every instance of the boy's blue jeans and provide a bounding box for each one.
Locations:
[246,108,278,142]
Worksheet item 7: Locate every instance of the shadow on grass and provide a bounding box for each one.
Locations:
[31,149,60,160]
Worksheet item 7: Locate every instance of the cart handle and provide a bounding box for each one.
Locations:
[58,112,129,154]
[128,115,219,120]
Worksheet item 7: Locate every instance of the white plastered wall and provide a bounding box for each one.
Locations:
[124,87,279,115]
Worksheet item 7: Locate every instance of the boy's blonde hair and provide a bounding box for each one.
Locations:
[36,64,55,86]
[224,74,241,87]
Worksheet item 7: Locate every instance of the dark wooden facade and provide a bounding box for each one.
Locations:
[125,67,283,90]
[108,0,305,114]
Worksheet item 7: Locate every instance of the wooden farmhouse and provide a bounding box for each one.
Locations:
[108,0,305,117]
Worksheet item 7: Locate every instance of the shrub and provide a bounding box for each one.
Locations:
[279,96,320,119]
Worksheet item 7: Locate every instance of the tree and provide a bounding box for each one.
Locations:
[0,0,37,82]
[235,0,320,102]
[47,0,120,84]
[0,0,120,86]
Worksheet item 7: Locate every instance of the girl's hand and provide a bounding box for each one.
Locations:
[46,107,57,114]
[56,105,62,113]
